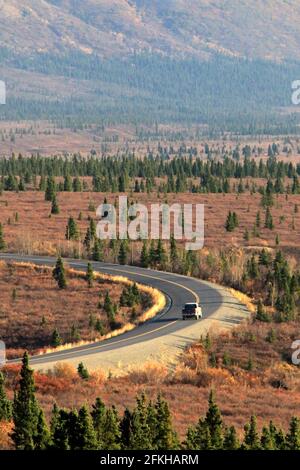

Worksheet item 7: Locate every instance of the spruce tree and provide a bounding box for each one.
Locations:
[118,241,128,265]
[153,394,178,450]
[0,371,12,421]
[52,256,67,289]
[102,407,121,450]
[265,207,274,230]
[0,223,5,251]
[65,217,79,241]
[120,408,133,450]
[11,352,43,450]
[149,240,157,268]
[140,241,149,268]
[103,291,116,324]
[91,398,106,447]
[45,176,56,202]
[93,239,104,262]
[86,262,94,288]
[204,391,223,450]
[243,416,261,450]
[51,328,62,347]
[84,227,93,252]
[63,175,72,192]
[156,239,167,268]
[170,235,179,270]
[35,409,50,450]
[260,426,276,450]
[129,394,152,450]
[77,362,89,380]
[286,417,300,450]
[74,406,97,450]
[223,426,239,450]
[51,194,60,215]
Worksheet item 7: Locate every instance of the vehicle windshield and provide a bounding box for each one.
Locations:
[184,304,197,310]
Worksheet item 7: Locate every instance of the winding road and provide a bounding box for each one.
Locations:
[0,254,251,374]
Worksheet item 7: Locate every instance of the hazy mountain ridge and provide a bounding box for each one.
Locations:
[1,0,300,128]
[1,0,300,60]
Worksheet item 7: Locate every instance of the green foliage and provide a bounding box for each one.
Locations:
[52,256,67,289]
[77,362,89,380]
[0,372,12,421]
[51,328,62,347]
[86,262,94,288]
[65,217,79,241]
[0,223,6,251]
[11,352,50,450]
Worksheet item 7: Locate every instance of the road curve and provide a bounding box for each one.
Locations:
[0,254,251,374]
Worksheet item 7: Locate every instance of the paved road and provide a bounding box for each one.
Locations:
[0,254,251,373]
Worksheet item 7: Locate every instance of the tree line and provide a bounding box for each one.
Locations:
[1,154,300,195]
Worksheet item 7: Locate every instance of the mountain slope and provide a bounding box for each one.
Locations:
[1,0,300,60]
[1,0,300,129]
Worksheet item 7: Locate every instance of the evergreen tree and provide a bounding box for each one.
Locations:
[148,240,157,268]
[223,426,239,450]
[170,235,179,270]
[51,194,60,215]
[35,409,50,450]
[51,328,62,347]
[286,417,300,450]
[153,394,178,450]
[128,394,153,450]
[45,176,56,202]
[204,391,223,450]
[0,223,5,251]
[118,241,128,265]
[89,218,97,239]
[265,207,274,230]
[103,291,116,323]
[91,398,106,447]
[120,408,133,450]
[65,217,79,241]
[93,239,104,262]
[63,175,72,192]
[84,227,93,252]
[102,407,121,450]
[260,426,276,450]
[255,300,270,322]
[74,406,97,450]
[140,241,149,268]
[0,372,12,421]
[77,362,89,380]
[52,256,67,289]
[156,239,167,268]
[86,262,94,288]
[51,408,71,450]
[243,416,261,450]
[11,352,43,450]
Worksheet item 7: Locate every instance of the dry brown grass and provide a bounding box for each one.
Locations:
[1,191,300,257]
[0,261,161,356]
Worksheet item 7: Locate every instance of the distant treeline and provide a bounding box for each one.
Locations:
[1,49,300,133]
[1,153,300,194]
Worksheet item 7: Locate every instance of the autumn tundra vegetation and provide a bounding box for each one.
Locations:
[0,353,300,450]
[0,141,300,450]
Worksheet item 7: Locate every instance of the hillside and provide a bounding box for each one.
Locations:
[1,1,300,128]
[2,0,300,60]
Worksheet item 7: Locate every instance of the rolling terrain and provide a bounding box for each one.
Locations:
[0,1,300,127]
